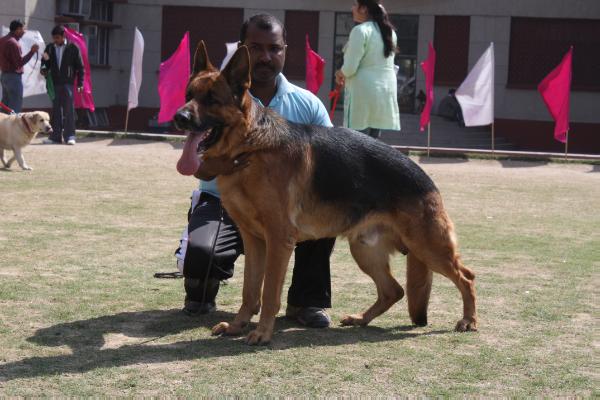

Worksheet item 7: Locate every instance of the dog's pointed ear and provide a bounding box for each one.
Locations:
[192,40,215,74]
[221,45,251,97]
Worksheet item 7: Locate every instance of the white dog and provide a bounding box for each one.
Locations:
[0,111,52,171]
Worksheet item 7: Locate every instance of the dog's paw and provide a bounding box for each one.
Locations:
[211,321,243,336]
[340,314,369,326]
[455,318,478,332]
[211,322,230,336]
[22,166,33,171]
[246,328,271,345]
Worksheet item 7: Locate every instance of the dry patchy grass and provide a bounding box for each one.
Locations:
[0,137,598,396]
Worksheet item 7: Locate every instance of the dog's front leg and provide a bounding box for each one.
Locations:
[246,235,295,345]
[12,147,31,170]
[212,231,266,336]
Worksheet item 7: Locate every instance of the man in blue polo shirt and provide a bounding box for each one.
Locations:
[178,14,335,328]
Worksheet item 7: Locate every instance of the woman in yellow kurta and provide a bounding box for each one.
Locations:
[336,0,400,138]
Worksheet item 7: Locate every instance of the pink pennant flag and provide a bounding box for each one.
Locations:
[420,42,436,131]
[158,32,190,124]
[305,34,325,95]
[538,47,573,143]
[64,27,95,112]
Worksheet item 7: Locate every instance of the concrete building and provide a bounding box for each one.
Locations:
[2,0,600,153]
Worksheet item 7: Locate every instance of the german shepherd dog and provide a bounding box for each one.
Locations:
[175,42,477,345]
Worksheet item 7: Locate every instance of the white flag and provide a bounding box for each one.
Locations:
[1,26,46,98]
[127,27,144,110]
[220,42,238,71]
[456,42,495,127]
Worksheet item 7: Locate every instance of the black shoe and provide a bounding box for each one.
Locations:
[182,277,220,316]
[286,305,331,328]
[182,300,216,316]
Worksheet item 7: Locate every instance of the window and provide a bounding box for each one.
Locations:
[56,0,113,66]
[390,15,419,113]
[433,16,470,86]
[89,0,112,22]
[58,0,91,17]
[508,17,600,91]
[84,25,110,65]
[283,10,320,80]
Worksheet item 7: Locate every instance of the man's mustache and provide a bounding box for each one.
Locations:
[254,63,275,71]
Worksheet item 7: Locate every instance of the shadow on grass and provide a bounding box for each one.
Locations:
[588,164,600,173]
[417,156,469,165]
[0,309,449,382]
[499,159,549,168]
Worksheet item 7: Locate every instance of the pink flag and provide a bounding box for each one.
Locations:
[158,32,190,124]
[538,47,573,143]
[419,42,436,131]
[305,34,325,95]
[64,27,95,112]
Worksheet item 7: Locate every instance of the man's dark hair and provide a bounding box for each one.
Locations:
[9,20,24,32]
[51,25,65,36]
[240,14,287,43]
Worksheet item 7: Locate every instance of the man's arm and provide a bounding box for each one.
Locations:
[310,96,333,128]
[6,40,35,69]
[40,44,51,75]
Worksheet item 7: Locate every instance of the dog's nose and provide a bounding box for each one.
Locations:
[174,109,193,130]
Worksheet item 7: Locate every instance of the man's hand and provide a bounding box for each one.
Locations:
[40,68,48,77]
[193,153,251,180]
[30,44,39,53]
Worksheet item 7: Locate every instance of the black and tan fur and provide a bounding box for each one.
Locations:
[176,42,477,345]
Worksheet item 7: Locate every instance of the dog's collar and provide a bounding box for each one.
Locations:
[20,114,34,134]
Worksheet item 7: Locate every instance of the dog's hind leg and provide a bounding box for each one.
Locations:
[0,149,7,168]
[341,238,404,326]
[409,212,477,332]
[212,231,265,337]
[406,253,433,327]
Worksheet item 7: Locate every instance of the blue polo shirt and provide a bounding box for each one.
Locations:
[200,73,332,197]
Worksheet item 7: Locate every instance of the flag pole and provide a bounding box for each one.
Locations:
[491,122,495,154]
[565,130,569,160]
[124,108,130,133]
[427,122,431,157]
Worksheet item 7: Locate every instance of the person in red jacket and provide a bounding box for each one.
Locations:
[0,20,39,113]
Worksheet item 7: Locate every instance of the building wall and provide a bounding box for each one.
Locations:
[6,0,600,147]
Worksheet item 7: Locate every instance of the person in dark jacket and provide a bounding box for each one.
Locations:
[40,25,84,145]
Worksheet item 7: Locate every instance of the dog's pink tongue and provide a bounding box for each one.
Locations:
[177,132,203,176]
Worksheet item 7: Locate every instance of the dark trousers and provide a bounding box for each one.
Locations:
[50,83,76,143]
[183,192,334,308]
[0,72,23,113]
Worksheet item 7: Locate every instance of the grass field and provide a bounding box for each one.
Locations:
[0,137,598,396]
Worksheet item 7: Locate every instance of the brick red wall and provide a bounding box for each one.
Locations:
[434,16,470,86]
[496,119,600,154]
[283,10,320,80]
[162,6,244,68]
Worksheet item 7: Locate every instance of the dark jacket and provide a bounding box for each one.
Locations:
[41,41,84,87]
